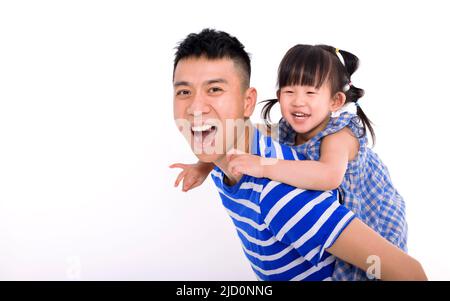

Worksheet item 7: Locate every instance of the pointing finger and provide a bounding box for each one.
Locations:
[174,170,188,187]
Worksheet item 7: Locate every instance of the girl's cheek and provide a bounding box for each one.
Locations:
[278,98,288,109]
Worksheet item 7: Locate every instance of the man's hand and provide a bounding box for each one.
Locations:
[169,162,214,192]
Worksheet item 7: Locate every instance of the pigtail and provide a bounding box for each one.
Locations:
[338,49,359,77]
[339,49,376,145]
[355,103,376,145]
[260,98,279,128]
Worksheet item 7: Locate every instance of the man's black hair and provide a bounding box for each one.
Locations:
[173,28,251,88]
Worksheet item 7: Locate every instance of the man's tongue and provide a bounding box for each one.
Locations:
[194,127,216,144]
[193,130,207,142]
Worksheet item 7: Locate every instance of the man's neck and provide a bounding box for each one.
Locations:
[214,122,255,186]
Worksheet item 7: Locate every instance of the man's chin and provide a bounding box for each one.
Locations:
[189,140,224,163]
[193,152,222,163]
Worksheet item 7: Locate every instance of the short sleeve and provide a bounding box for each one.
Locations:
[259,184,355,266]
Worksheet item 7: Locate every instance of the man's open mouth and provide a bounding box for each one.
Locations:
[191,124,217,147]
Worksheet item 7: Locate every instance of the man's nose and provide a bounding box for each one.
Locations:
[187,92,210,115]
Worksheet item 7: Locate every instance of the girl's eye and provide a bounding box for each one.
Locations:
[283,90,294,94]
[307,91,316,95]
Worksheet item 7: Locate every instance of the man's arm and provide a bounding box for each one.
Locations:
[170,161,215,192]
[259,183,427,281]
[326,218,427,280]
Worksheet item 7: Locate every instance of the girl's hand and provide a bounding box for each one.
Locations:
[227,149,265,178]
[169,162,214,192]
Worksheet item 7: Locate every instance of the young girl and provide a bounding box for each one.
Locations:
[170,44,407,281]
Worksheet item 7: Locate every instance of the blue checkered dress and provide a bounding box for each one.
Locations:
[277,112,408,281]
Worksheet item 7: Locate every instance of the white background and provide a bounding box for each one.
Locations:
[1,0,449,280]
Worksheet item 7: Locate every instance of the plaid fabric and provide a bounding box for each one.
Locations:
[278,112,408,281]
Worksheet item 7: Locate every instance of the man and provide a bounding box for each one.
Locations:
[172,28,426,280]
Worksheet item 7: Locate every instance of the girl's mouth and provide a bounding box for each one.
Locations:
[292,112,311,120]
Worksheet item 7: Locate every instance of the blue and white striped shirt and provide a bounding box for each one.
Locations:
[210,128,356,281]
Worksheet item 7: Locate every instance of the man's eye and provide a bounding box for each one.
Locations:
[176,90,190,96]
[208,87,223,93]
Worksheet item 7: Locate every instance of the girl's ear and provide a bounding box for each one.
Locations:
[243,87,257,118]
[331,92,347,111]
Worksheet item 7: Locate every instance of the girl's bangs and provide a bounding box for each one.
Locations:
[278,47,332,89]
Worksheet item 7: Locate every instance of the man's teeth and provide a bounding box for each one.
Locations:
[191,124,217,146]
[192,124,214,132]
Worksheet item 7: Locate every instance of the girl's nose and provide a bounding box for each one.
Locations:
[292,95,306,107]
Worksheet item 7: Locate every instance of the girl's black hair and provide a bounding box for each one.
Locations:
[261,44,375,144]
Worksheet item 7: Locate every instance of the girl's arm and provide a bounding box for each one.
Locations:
[265,128,358,190]
[228,127,359,191]
[327,218,427,280]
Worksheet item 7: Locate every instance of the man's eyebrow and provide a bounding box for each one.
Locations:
[205,78,228,85]
[173,78,228,87]
[173,81,191,87]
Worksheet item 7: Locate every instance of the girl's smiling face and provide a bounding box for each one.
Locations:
[279,82,344,144]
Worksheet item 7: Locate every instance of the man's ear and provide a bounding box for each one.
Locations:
[243,87,257,118]
[331,92,347,112]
